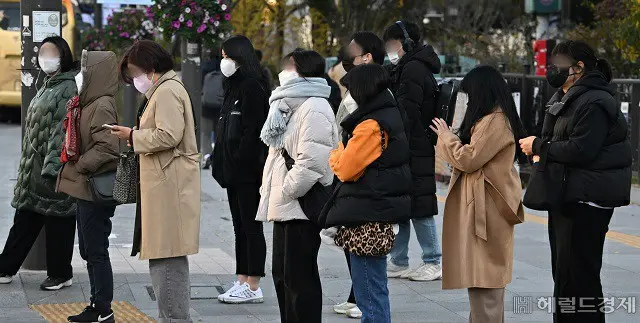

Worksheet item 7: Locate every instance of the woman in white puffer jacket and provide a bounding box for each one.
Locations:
[257,49,338,323]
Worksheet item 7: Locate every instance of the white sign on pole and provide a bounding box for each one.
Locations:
[32,11,61,43]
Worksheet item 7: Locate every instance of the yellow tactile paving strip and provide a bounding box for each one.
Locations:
[31,301,155,323]
[436,195,640,249]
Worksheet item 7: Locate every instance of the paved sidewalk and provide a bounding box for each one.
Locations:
[0,124,638,322]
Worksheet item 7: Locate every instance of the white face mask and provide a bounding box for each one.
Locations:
[220,58,237,77]
[39,56,61,74]
[343,93,358,113]
[278,70,299,86]
[133,73,154,94]
[387,51,400,65]
[75,72,84,94]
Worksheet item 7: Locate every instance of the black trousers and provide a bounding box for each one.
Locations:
[272,220,322,323]
[227,184,266,277]
[0,209,75,279]
[345,250,356,304]
[77,200,116,314]
[548,203,613,323]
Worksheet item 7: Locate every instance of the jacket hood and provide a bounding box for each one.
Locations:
[79,50,119,106]
[402,45,441,74]
[574,71,615,96]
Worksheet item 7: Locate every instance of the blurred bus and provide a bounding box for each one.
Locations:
[0,0,81,108]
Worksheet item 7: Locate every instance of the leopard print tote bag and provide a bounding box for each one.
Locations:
[334,222,395,257]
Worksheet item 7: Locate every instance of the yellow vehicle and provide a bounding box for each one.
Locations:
[0,0,80,107]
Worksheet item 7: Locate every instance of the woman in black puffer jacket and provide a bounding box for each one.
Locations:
[519,40,631,323]
[212,35,270,304]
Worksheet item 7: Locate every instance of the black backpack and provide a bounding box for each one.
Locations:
[432,77,459,127]
[202,70,224,112]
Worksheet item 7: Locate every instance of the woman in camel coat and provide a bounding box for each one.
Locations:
[431,66,526,323]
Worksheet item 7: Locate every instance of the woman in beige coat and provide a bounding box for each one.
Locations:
[430,66,526,323]
[111,40,200,323]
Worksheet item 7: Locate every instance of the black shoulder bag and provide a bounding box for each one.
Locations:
[281,149,332,227]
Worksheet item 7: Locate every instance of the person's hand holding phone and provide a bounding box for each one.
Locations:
[108,125,133,140]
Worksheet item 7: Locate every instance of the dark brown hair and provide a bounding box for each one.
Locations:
[119,40,174,84]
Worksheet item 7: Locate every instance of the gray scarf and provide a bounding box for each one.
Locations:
[260,77,331,148]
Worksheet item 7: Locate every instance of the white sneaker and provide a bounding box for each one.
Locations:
[333,301,356,314]
[387,261,411,278]
[217,281,242,302]
[408,263,442,281]
[320,228,338,246]
[346,306,363,319]
[222,283,264,304]
[0,274,12,284]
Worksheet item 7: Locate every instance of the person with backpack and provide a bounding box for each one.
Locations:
[519,41,631,322]
[201,50,224,169]
[383,21,442,281]
[257,50,339,323]
[212,35,270,304]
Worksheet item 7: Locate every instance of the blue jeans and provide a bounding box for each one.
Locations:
[349,254,391,323]
[389,216,441,267]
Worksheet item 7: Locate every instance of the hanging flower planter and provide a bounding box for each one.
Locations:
[149,0,233,47]
[104,8,155,52]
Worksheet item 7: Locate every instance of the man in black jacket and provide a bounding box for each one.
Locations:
[383,21,442,281]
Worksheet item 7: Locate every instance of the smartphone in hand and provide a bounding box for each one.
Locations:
[102,124,117,130]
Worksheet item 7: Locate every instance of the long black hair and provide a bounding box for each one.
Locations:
[40,36,75,73]
[458,65,527,160]
[222,35,263,81]
[552,40,613,82]
[342,64,389,106]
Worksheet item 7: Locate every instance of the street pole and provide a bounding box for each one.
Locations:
[181,40,202,152]
[94,2,102,28]
[20,0,63,270]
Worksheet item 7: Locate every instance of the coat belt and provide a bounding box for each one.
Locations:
[471,172,488,241]
[471,171,524,242]
[161,149,200,170]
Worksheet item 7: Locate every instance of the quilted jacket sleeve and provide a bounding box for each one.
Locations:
[282,106,337,199]
[42,82,76,178]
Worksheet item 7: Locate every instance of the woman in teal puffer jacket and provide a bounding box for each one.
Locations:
[0,36,78,291]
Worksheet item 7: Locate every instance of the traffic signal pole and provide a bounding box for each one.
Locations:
[19,0,63,270]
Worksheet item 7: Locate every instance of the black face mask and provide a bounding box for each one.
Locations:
[546,65,579,88]
[341,55,355,73]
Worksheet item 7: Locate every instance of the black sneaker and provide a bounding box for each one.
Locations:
[40,277,73,291]
[68,306,115,323]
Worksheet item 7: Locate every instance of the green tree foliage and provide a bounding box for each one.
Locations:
[567,0,640,77]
